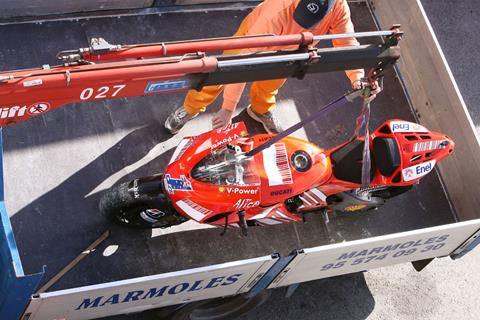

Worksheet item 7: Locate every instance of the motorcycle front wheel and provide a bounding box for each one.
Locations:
[99,177,187,228]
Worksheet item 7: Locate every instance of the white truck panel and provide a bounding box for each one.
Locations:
[23,255,277,320]
[269,220,480,288]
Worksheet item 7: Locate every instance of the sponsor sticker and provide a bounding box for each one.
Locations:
[413,140,447,152]
[132,179,140,199]
[257,136,271,142]
[164,174,193,194]
[390,121,428,133]
[251,207,299,225]
[139,209,164,223]
[211,134,239,151]
[23,79,43,87]
[299,187,327,208]
[270,189,293,197]
[402,160,436,182]
[226,187,259,195]
[262,143,293,186]
[144,79,190,94]
[176,199,212,221]
[233,199,260,210]
[344,204,368,212]
[216,123,239,134]
[211,123,248,151]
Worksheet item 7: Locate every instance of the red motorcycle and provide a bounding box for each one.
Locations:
[99,96,454,235]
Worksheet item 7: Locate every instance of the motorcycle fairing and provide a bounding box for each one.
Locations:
[249,203,302,225]
[375,119,453,185]
[252,134,332,206]
[163,119,454,223]
[168,137,195,164]
[165,122,261,222]
[296,119,454,212]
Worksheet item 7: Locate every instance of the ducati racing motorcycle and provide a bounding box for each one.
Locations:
[99,92,455,235]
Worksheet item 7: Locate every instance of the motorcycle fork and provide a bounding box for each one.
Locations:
[220,211,248,237]
[129,174,165,198]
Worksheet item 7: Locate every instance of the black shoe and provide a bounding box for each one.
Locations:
[246,105,284,134]
[164,106,198,134]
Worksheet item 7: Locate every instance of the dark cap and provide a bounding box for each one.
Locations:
[293,0,334,29]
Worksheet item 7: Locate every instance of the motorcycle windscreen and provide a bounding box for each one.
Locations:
[191,145,260,187]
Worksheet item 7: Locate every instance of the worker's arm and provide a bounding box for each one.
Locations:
[221,5,285,113]
[329,0,365,87]
[221,83,247,112]
[213,6,285,128]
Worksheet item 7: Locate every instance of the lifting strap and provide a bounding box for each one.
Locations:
[245,91,355,158]
[244,87,374,187]
[352,99,372,187]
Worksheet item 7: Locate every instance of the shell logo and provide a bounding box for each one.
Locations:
[344,204,368,212]
[218,187,225,193]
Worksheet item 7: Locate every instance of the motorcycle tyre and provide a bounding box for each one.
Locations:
[99,181,182,229]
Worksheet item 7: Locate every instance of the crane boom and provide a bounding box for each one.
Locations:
[0,28,402,127]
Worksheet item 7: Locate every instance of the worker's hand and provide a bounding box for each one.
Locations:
[212,109,233,129]
[353,80,381,103]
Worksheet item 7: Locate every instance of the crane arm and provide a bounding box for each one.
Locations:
[0,28,402,127]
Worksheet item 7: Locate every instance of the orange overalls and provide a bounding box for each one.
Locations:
[183,0,364,116]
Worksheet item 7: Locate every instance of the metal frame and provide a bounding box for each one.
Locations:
[246,251,299,298]
[450,228,480,259]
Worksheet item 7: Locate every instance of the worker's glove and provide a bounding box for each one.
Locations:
[212,109,233,129]
[353,79,382,103]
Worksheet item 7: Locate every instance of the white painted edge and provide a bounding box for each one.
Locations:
[37,255,275,298]
[303,219,480,255]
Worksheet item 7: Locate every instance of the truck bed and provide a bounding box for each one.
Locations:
[1,3,455,291]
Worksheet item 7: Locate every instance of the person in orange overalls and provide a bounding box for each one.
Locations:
[166,0,366,134]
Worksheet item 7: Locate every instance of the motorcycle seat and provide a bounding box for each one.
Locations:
[331,139,375,184]
[331,137,401,184]
[372,137,401,177]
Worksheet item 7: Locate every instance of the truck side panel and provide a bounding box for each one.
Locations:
[23,255,276,320]
[269,220,480,288]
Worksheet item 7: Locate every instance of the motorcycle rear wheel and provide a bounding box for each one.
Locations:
[99,179,187,228]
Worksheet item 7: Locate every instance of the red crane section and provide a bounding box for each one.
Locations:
[0,29,402,127]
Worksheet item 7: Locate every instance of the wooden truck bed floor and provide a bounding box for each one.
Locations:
[0,3,455,291]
